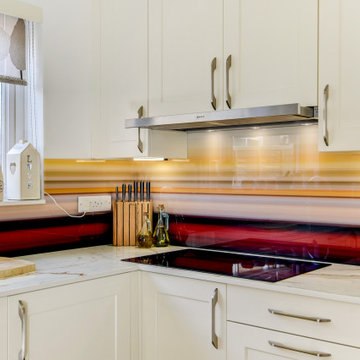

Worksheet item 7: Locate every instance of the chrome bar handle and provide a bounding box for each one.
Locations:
[18,300,27,360]
[323,84,329,146]
[226,55,232,109]
[211,58,217,110]
[268,309,331,323]
[269,341,331,357]
[137,106,144,153]
[211,288,219,349]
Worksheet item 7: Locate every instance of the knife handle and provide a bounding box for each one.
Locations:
[146,181,151,201]
[134,181,138,202]
[128,185,132,202]
[140,181,144,202]
[122,184,126,202]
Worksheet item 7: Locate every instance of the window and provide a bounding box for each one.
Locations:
[0,18,43,204]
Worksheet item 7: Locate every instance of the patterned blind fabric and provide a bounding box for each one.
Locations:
[0,13,26,86]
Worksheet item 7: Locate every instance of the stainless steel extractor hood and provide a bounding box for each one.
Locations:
[125,104,317,131]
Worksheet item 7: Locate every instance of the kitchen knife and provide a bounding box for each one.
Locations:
[115,186,119,202]
[134,181,138,202]
[128,184,132,202]
[122,184,126,202]
[146,181,151,201]
[140,181,144,202]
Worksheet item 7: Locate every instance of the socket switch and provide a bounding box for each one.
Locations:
[78,195,112,213]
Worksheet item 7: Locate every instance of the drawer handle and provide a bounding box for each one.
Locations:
[18,300,27,360]
[268,309,331,323]
[211,288,219,349]
[323,84,329,146]
[269,341,331,357]
[137,106,144,153]
[225,55,232,109]
[210,57,217,110]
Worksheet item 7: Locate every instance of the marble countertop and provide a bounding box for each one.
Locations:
[1,245,360,304]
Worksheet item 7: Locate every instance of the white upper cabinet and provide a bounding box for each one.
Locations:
[224,0,318,109]
[93,0,187,159]
[148,0,224,116]
[27,0,100,159]
[94,0,147,158]
[318,0,360,151]
[148,0,317,118]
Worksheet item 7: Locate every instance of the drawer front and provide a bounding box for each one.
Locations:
[228,285,360,347]
[228,321,360,360]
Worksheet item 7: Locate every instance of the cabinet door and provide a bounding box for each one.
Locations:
[318,0,360,151]
[141,272,226,360]
[149,0,224,116]
[94,0,149,159]
[228,322,360,360]
[29,0,100,159]
[225,0,317,109]
[0,298,7,360]
[8,274,137,360]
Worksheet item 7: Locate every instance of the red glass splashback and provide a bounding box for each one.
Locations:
[0,214,112,256]
[168,217,360,265]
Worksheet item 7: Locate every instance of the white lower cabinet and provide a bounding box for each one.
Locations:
[8,273,137,360]
[0,298,7,360]
[4,269,360,360]
[228,321,360,360]
[141,272,226,360]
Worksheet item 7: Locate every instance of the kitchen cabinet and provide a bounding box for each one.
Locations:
[141,272,226,360]
[27,0,186,159]
[8,273,137,360]
[0,298,7,360]
[148,0,317,118]
[227,322,360,360]
[93,0,148,159]
[318,0,360,151]
[148,0,224,116]
[227,285,360,347]
[93,0,187,159]
[224,0,317,109]
[27,0,100,159]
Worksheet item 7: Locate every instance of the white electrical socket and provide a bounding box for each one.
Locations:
[78,195,112,213]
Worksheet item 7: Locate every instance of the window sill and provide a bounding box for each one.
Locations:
[0,199,46,206]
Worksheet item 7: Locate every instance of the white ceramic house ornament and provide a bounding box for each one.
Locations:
[7,140,41,200]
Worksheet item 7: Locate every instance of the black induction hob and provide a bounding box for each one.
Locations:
[123,249,329,283]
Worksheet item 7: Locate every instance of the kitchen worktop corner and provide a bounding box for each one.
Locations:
[1,245,360,305]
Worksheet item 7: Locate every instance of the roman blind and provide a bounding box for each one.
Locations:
[0,14,27,86]
[0,0,42,86]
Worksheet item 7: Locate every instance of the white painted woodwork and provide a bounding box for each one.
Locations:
[224,0,317,110]
[318,0,360,151]
[141,272,226,360]
[0,298,7,360]
[148,0,224,116]
[0,0,42,23]
[26,0,100,159]
[227,322,360,360]
[8,274,136,360]
[228,285,360,347]
[94,0,147,158]
[94,0,187,159]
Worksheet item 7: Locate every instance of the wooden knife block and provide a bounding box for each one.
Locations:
[113,200,153,247]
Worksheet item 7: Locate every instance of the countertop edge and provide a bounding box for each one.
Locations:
[0,245,360,305]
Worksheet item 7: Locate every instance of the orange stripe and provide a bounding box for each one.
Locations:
[44,187,360,198]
